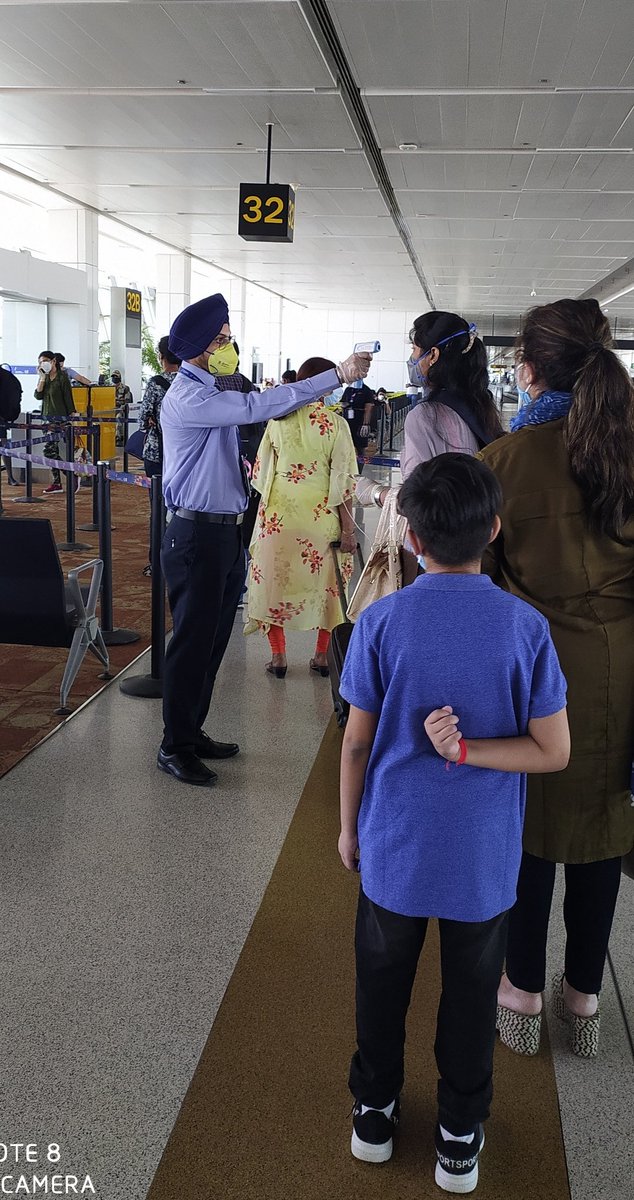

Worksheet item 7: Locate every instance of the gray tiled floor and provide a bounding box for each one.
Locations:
[1,477,632,1200]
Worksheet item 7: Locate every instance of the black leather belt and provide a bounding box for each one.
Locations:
[174,507,244,525]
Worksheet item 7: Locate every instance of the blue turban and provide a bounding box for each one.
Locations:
[168,293,229,360]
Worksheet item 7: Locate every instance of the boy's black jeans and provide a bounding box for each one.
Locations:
[349,888,508,1137]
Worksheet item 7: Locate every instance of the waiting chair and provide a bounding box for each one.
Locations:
[0,517,110,714]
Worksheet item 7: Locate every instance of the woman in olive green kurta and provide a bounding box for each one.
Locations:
[481,298,634,1058]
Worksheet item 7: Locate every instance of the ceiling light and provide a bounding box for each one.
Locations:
[530,288,537,297]
[398,143,418,152]
[601,283,634,304]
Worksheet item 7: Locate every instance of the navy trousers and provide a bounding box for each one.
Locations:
[161,515,246,754]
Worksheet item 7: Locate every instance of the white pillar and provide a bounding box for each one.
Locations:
[156,253,191,335]
[47,208,99,380]
[228,277,247,359]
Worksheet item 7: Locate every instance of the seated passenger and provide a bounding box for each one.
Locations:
[338,453,569,1193]
[245,356,358,677]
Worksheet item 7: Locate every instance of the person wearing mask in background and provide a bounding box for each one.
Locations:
[158,293,371,786]
[138,335,181,577]
[375,387,391,419]
[35,350,76,495]
[245,356,359,678]
[482,299,634,1059]
[341,380,376,455]
[54,353,91,387]
[113,369,134,446]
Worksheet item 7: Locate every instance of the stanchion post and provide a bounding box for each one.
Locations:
[149,474,166,680]
[56,424,91,552]
[97,462,113,631]
[78,419,100,532]
[122,403,130,474]
[119,473,165,697]
[378,407,385,456]
[96,459,140,646]
[12,412,45,505]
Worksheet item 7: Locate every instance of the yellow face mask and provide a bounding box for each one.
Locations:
[208,343,239,376]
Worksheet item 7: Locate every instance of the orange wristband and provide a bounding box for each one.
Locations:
[455,738,467,765]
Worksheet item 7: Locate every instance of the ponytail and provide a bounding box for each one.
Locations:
[565,346,634,538]
[519,298,634,538]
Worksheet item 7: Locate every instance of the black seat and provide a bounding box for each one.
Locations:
[0,517,109,713]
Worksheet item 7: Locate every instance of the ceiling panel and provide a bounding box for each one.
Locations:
[0,93,358,151]
[0,2,332,89]
[0,0,631,315]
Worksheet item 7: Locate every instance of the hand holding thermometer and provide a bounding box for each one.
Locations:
[352,340,380,388]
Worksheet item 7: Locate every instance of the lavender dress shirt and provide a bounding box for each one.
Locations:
[160,363,340,514]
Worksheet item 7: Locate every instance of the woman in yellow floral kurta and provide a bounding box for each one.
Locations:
[245,357,359,677]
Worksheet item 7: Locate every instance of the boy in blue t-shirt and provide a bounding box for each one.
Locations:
[339,453,569,1194]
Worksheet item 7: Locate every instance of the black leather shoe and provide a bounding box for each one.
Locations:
[157,748,218,786]
[195,732,240,759]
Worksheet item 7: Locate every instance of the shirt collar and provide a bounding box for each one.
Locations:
[179,361,209,383]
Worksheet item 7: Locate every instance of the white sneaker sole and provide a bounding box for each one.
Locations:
[351,1130,393,1163]
[434,1131,484,1194]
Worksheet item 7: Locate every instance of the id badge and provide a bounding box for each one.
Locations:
[347,407,355,419]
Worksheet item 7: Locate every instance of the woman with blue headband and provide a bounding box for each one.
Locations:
[401,312,503,477]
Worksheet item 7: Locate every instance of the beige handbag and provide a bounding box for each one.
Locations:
[347,486,418,622]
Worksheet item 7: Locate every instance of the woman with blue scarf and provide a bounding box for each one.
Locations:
[482,298,634,1059]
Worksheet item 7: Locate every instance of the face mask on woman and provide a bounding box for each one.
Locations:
[40,361,52,375]
[515,363,532,408]
[407,353,426,387]
[208,342,239,376]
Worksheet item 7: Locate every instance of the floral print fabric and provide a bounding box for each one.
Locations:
[245,402,359,633]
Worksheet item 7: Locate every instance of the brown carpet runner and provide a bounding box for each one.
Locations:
[147,719,571,1200]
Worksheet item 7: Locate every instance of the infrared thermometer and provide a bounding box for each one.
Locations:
[352,339,380,388]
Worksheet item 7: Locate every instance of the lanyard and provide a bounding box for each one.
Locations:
[176,366,250,500]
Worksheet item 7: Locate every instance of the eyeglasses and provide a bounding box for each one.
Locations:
[211,333,232,349]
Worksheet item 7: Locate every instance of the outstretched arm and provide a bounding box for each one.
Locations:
[424,706,570,773]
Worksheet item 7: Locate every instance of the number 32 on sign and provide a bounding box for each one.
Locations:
[238,183,295,243]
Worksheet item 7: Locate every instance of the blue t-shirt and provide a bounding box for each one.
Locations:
[340,574,567,922]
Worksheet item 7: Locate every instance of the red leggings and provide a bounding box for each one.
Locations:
[268,626,330,655]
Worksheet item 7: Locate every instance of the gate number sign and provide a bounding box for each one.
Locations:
[125,288,142,349]
[238,183,295,243]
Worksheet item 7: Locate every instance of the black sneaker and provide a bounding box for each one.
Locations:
[434,1123,484,1193]
[350,1097,399,1163]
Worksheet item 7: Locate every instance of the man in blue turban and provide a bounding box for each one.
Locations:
[157,293,373,786]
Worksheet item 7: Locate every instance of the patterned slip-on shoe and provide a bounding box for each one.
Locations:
[551,972,600,1058]
[496,1003,542,1055]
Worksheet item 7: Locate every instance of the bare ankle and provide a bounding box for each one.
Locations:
[563,978,598,1017]
[498,973,543,1015]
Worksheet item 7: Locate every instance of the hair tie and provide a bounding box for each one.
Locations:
[589,341,605,352]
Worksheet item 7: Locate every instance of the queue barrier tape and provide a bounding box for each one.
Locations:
[4,446,151,488]
[0,436,49,450]
[106,469,150,488]
[358,455,401,468]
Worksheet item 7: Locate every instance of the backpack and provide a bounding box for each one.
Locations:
[0,365,22,423]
